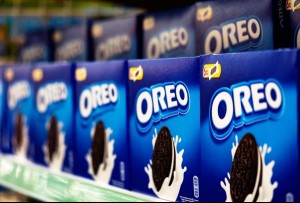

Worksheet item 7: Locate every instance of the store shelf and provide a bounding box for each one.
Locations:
[0,155,161,202]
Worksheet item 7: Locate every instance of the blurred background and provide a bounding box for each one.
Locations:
[0,0,198,65]
[0,0,197,200]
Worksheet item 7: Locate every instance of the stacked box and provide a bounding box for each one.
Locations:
[75,61,130,189]
[199,49,300,201]
[1,64,34,161]
[0,67,6,152]
[32,63,75,173]
[274,0,300,48]
[92,17,138,61]
[142,6,195,59]
[53,22,91,62]
[128,57,201,201]
[195,0,274,54]
[19,29,53,63]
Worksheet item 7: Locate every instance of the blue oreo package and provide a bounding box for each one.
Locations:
[53,22,91,62]
[19,29,53,63]
[274,0,300,48]
[195,0,274,54]
[142,6,195,59]
[32,63,75,173]
[0,68,6,151]
[74,61,129,189]
[1,64,34,161]
[128,57,200,201]
[92,17,137,61]
[199,49,300,201]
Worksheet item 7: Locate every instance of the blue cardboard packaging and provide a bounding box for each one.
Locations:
[32,63,75,173]
[142,6,195,59]
[19,29,53,63]
[92,17,138,60]
[1,64,34,160]
[53,22,91,62]
[75,61,129,189]
[128,57,200,201]
[199,50,300,201]
[274,0,300,48]
[0,67,6,152]
[195,0,274,54]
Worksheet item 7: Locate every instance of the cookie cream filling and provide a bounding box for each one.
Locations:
[244,149,262,202]
[166,139,176,187]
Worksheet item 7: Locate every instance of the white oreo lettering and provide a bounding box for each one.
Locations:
[96,35,131,60]
[56,40,83,61]
[296,27,300,48]
[8,81,31,109]
[80,83,118,118]
[210,80,284,139]
[205,17,262,54]
[147,27,189,58]
[37,83,68,113]
[22,45,45,62]
[136,82,189,132]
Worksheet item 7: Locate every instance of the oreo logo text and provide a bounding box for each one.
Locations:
[8,81,31,109]
[136,82,190,132]
[296,26,300,48]
[37,83,68,113]
[21,44,45,62]
[56,40,84,61]
[205,17,262,54]
[147,27,189,58]
[80,83,118,118]
[96,35,131,60]
[210,80,284,140]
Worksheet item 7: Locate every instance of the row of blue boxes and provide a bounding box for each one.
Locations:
[0,48,299,202]
[19,0,300,63]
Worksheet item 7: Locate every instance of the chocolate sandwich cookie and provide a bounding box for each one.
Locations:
[91,121,108,175]
[14,112,24,151]
[152,127,176,192]
[230,133,263,202]
[47,116,59,162]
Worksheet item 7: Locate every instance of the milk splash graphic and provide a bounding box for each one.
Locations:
[86,126,116,184]
[43,119,66,171]
[221,135,278,202]
[14,116,29,159]
[145,128,187,202]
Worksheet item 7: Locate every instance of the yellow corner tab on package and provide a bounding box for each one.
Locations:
[129,66,144,82]
[5,68,14,81]
[197,6,213,22]
[286,0,300,11]
[203,62,222,80]
[143,17,155,31]
[32,68,43,82]
[76,67,87,82]
[92,25,103,38]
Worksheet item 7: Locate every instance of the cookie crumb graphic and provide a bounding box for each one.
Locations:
[152,127,176,192]
[91,121,108,175]
[47,116,59,162]
[230,133,263,202]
